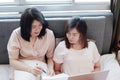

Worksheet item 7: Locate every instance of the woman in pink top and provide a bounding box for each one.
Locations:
[7,7,55,80]
[53,17,100,76]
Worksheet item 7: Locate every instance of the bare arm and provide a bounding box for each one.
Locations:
[94,61,100,71]
[47,57,54,70]
[10,59,42,76]
[10,59,32,73]
[47,57,55,75]
[54,62,62,74]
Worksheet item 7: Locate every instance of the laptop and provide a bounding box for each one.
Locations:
[68,70,109,80]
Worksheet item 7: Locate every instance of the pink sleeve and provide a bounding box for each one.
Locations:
[7,30,20,59]
[92,42,100,63]
[53,42,64,64]
[46,31,55,58]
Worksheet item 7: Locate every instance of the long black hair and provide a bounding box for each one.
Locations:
[20,7,48,41]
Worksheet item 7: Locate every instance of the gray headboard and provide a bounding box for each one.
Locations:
[0,13,113,64]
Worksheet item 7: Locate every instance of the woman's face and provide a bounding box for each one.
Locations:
[31,20,43,37]
[66,28,80,44]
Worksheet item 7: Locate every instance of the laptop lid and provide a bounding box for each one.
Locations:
[68,70,109,80]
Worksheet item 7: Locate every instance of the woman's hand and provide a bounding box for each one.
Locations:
[94,61,100,72]
[29,66,43,76]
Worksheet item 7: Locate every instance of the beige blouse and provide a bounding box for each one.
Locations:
[53,41,100,76]
[7,27,55,62]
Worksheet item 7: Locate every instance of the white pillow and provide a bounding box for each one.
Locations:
[100,54,115,64]
[100,53,116,70]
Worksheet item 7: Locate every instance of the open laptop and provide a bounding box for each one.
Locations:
[68,70,109,80]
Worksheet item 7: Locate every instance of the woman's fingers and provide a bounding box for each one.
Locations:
[31,67,42,76]
[36,66,42,70]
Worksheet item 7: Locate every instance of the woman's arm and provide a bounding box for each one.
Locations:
[94,61,100,71]
[10,59,30,72]
[91,42,101,72]
[10,59,42,76]
[47,57,55,75]
[54,62,62,74]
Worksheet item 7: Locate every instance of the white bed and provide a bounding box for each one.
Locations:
[42,53,120,80]
[100,53,120,80]
[0,53,120,80]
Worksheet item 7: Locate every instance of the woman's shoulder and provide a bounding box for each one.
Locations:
[55,40,67,55]
[55,40,68,51]
[88,41,96,47]
[88,40,95,44]
[46,28,54,35]
[57,40,66,47]
[11,27,21,36]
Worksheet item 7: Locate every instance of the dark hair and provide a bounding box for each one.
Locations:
[112,34,120,58]
[65,17,88,49]
[20,7,48,41]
